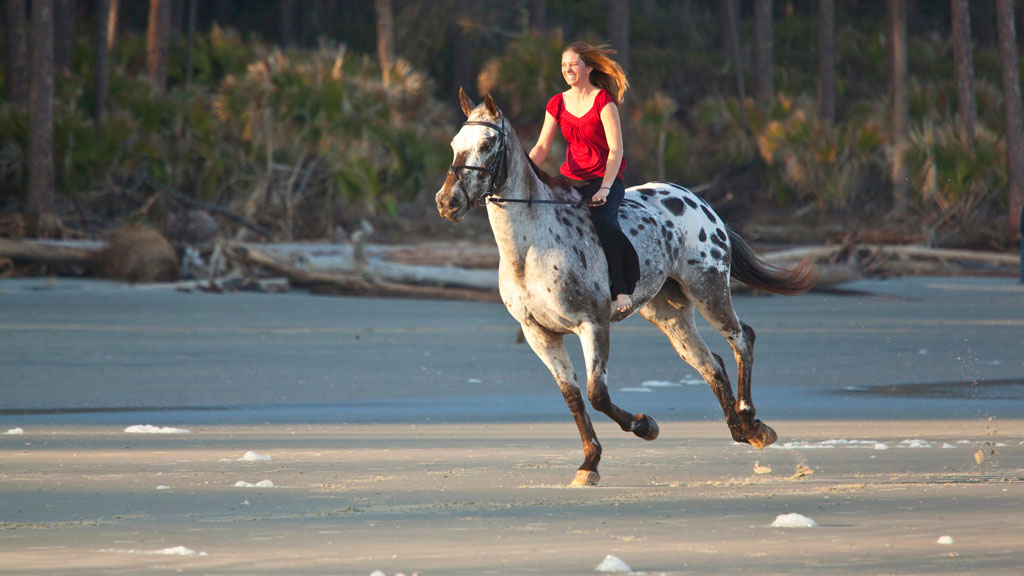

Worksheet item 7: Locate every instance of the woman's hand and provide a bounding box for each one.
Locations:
[590,187,609,205]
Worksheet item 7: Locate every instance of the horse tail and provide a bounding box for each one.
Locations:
[727,227,817,296]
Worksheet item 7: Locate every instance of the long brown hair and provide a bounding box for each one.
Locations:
[564,42,629,103]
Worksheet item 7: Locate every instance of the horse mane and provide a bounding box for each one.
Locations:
[522,145,573,191]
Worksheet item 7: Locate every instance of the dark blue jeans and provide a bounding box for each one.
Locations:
[578,178,640,297]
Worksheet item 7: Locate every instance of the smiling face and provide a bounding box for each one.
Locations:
[561,50,592,88]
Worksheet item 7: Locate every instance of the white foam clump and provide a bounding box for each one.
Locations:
[640,380,682,388]
[156,485,171,490]
[234,480,274,488]
[124,425,191,434]
[770,513,819,528]
[238,451,272,462]
[154,546,207,556]
[4,428,25,435]
[937,535,954,545]
[898,439,931,448]
[772,439,888,450]
[618,387,652,393]
[594,554,632,573]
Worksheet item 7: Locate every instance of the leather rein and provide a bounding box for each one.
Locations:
[448,119,592,208]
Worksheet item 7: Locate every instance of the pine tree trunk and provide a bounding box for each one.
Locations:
[529,0,545,31]
[753,0,774,101]
[951,0,977,146]
[147,0,171,93]
[53,0,75,73]
[607,0,630,136]
[451,1,474,100]
[4,0,30,108]
[720,0,746,104]
[106,0,119,50]
[817,0,835,124]
[374,0,394,87]
[184,0,197,87]
[281,0,296,47]
[996,0,1024,233]
[94,0,111,126]
[29,0,61,238]
[888,0,909,215]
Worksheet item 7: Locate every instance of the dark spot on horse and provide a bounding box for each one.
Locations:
[661,197,685,216]
[687,259,700,265]
[645,259,651,266]
[547,286,552,293]
[593,281,601,291]
[684,196,698,209]
[640,195,650,202]
[632,187,656,194]
[700,251,707,258]
[699,228,707,242]
[715,228,727,241]
[553,264,559,271]
[710,248,724,260]
[575,225,584,237]
[637,224,645,231]
[711,233,729,251]
[700,205,718,223]
[555,233,562,242]
[658,189,670,195]
[665,220,674,228]
[630,228,638,236]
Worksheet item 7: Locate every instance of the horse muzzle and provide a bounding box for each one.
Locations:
[436,178,470,222]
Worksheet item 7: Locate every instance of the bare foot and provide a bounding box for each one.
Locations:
[614,294,632,312]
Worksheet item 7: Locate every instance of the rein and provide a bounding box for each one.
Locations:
[448,119,593,209]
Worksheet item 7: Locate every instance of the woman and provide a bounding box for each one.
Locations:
[529,42,640,313]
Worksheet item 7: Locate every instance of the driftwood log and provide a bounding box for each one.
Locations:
[1,236,1019,297]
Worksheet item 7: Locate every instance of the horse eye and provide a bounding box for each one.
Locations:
[480,139,495,152]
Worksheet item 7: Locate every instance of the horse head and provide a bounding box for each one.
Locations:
[436,89,509,222]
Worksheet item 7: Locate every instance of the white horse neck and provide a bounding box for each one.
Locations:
[484,137,578,260]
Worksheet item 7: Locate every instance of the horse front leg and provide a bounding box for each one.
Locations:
[578,321,660,442]
[519,321,602,486]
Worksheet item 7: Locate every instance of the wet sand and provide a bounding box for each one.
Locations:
[2,420,1022,575]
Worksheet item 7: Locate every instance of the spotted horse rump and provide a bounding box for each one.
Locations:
[436,90,816,486]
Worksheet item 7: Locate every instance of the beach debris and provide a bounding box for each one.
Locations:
[595,554,632,573]
[124,424,191,434]
[4,428,24,435]
[937,535,955,545]
[791,463,814,479]
[974,450,985,464]
[238,451,272,462]
[770,513,819,528]
[753,461,772,475]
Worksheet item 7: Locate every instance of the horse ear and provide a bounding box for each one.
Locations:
[459,87,474,118]
[483,93,501,118]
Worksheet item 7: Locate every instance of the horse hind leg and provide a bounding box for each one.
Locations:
[640,281,775,449]
[578,321,660,442]
[519,320,602,486]
[689,277,777,449]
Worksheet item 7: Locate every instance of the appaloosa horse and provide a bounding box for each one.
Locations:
[436,91,815,486]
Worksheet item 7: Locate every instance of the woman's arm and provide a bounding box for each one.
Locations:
[529,111,559,165]
[591,102,624,205]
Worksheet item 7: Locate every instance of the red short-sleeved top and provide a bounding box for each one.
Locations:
[546,89,626,181]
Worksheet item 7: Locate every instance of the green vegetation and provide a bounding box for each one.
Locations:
[0,3,1020,247]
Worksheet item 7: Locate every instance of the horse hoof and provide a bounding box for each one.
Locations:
[746,421,777,450]
[571,470,600,486]
[633,414,659,441]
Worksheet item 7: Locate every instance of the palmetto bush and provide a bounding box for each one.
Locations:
[1,29,454,239]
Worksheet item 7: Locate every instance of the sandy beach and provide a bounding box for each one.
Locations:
[2,276,1023,574]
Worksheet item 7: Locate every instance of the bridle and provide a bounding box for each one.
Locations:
[448,118,590,208]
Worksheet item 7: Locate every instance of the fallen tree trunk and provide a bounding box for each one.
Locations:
[0,238,103,264]
[224,242,499,302]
